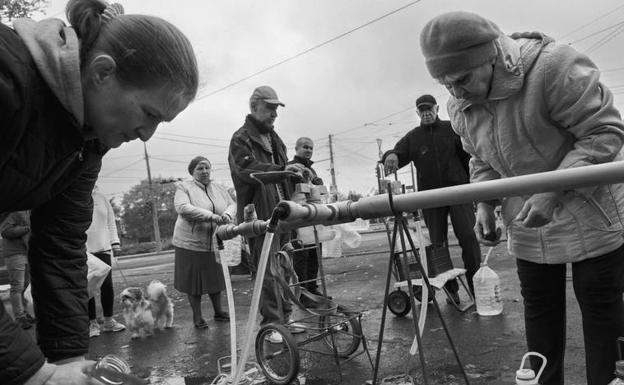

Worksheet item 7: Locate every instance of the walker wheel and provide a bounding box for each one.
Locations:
[255,323,300,385]
[388,290,411,317]
[319,308,362,357]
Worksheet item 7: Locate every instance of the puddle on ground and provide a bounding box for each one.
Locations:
[148,374,305,385]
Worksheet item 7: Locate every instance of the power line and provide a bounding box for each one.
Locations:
[152,136,229,147]
[334,142,378,163]
[100,158,144,177]
[560,3,624,41]
[569,21,624,46]
[584,23,624,54]
[330,105,414,138]
[157,132,230,142]
[194,0,423,101]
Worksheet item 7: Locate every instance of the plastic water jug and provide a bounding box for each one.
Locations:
[472,261,503,316]
[608,361,624,384]
[610,337,624,384]
[515,352,547,385]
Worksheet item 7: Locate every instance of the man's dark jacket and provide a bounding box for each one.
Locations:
[0,23,105,384]
[382,118,470,190]
[228,115,293,222]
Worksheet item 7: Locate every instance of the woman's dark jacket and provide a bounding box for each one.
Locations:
[0,23,106,384]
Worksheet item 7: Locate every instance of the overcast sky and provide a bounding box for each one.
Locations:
[40,0,624,199]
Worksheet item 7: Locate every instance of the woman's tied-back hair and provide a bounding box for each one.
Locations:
[66,0,199,102]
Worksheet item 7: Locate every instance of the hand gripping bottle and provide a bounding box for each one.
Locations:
[91,354,148,385]
[608,361,624,384]
[609,337,624,384]
[515,352,547,385]
[472,247,503,316]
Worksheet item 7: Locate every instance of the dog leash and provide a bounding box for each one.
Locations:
[112,251,130,288]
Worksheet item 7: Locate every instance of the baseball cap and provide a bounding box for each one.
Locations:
[250,86,285,107]
[416,94,437,108]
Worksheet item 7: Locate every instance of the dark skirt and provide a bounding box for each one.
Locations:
[174,247,225,295]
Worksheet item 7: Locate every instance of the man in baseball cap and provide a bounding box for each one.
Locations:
[250,85,285,107]
[420,11,624,384]
[382,93,479,304]
[229,85,306,343]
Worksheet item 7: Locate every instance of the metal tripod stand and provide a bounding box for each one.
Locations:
[370,187,471,384]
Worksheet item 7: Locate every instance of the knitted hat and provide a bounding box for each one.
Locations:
[188,156,210,175]
[420,11,501,79]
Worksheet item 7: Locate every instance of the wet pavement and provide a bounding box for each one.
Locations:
[3,226,589,384]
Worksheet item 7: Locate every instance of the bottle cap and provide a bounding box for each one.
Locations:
[515,368,535,380]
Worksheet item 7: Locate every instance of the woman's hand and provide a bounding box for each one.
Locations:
[514,192,560,228]
[475,202,503,246]
[43,361,105,385]
[220,214,232,225]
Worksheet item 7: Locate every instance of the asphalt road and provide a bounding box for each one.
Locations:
[3,224,589,384]
[83,225,592,385]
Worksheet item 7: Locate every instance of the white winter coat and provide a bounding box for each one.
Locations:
[172,180,236,252]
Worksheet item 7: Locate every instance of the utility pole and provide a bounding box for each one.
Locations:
[375,138,384,193]
[376,138,383,160]
[410,162,417,193]
[143,142,162,250]
[328,134,338,201]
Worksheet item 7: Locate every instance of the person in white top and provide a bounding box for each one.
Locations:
[85,188,125,337]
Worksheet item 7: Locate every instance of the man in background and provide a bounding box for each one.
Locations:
[228,86,305,343]
[382,94,481,302]
[288,137,328,307]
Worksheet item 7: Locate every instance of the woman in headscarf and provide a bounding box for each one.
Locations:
[173,156,236,329]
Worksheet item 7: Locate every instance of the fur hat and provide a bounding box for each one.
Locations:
[420,11,501,79]
[187,156,210,175]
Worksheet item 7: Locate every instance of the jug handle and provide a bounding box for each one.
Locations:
[520,352,547,381]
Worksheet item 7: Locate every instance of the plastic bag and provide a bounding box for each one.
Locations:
[322,228,342,258]
[87,252,111,298]
[339,223,362,249]
[297,225,336,244]
[220,235,243,267]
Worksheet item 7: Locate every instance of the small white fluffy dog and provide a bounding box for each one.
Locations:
[120,280,174,339]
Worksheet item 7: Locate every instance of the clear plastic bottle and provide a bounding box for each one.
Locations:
[473,262,503,316]
[91,354,132,385]
[608,360,624,384]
